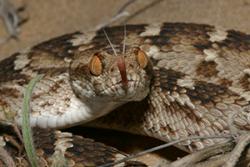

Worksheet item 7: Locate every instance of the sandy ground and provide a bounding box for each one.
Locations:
[0,0,250,59]
[0,0,250,166]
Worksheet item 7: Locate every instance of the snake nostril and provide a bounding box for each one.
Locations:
[110,67,115,73]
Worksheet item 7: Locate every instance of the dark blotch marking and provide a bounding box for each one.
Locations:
[153,23,214,49]
[33,128,56,155]
[187,81,230,104]
[216,30,250,50]
[219,78,233,87]
[144,35,170,46]
[196,61,218,77]
[193,42,212,51]
[66,136,128,165]
[240,73,250,90]
[153,68,185,93]
[0,53,29,84]
[161,23,215,35]
[32,32,82,58]
[0,88,20,98]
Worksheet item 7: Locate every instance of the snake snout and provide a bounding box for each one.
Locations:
[116,56,128,90]
[109,56,129,91]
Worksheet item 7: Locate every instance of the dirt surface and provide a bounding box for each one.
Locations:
[0,0,250,166]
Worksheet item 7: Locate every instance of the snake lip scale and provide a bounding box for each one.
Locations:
[0,22,250,155]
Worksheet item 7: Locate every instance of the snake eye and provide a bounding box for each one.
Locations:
[89,54,102,76]
[136,49,148,68]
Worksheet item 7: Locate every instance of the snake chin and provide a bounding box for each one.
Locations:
[99,80,149,102]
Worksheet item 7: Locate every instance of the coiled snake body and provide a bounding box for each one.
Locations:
[0,23,250,165]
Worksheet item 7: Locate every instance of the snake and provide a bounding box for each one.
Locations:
[0,22,250,166]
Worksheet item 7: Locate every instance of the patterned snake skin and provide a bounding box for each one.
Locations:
[0,23,250,163]
[0,125,146,166]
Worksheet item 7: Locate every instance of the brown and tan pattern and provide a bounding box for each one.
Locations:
[0,125,146,167]
[0,22,250,157]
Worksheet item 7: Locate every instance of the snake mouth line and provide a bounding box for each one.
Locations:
[115,79,137,85]
[99,80,142,95]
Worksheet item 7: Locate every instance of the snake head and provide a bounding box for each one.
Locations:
[69,46,153,103]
